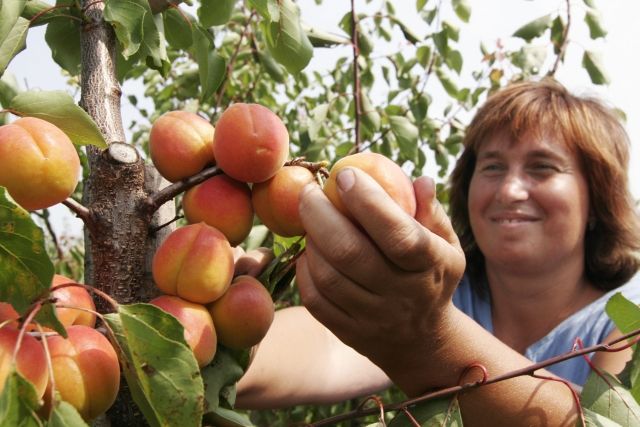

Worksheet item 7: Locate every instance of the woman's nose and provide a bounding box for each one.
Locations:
[495,172,529,204]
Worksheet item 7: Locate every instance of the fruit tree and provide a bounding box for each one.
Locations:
[1,0,638,426]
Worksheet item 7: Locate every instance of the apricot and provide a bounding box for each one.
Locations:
[149,295,217,367]
[152,223,234,304]
[0,327,48,398]
[252,165,317,237]
[149,111,215,182]
[50,274,96,329]
[323,152,416,219]
[208,275,274,350]
[213,103,289,183]
[0,117,80,211]
[182,175,254,246]
[45,325,120,421]
[0,275,96,331]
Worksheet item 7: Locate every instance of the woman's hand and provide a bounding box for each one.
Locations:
[233,246,274,277]
[296,167,466,393]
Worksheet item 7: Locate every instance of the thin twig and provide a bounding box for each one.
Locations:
[145,165,222,214]
[213,10,257,119]
[62,198,92,224]
[549,0,571,76]
[308,327,640,426]
[350,0,362,151]
[33,209,64,261]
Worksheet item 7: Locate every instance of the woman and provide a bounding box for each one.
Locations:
[235,79,640,425]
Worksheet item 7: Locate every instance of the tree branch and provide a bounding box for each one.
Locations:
[62,198,93,226]
[145,165,223,214]
[309,326,640,426]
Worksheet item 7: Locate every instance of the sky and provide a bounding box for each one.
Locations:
[5,0,639,237]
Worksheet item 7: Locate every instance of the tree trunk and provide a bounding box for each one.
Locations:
[79,2,175,425]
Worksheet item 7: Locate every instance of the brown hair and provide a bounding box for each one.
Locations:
[449,78,640,290]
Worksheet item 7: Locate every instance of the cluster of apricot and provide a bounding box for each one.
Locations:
[0,275,120,421]
[147,103,418,367]
[145,103,308,367]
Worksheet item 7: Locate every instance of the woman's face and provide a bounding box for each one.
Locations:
[468,130,590,275]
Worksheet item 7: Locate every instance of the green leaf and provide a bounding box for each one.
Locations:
[512,14,551,41]
[583,408,624,426]
[262,0,313,74]
[0,369,42,427]
[0,187,64,335]
[585,11,607,39]
[582,50,609,85]
[164,8,195,50]
[303,24,349,47]
[510,45,547,74]
[445,49,463,74]
[389,115,418,160]
[416,0,428,12]
[606,293,640,334]
[391,16,421,44]
[583,0,597,7]
[257,50,286,83]
[104,0,170,75]
[44,1,82,76]
[104,303,205,427]
[410,93,430,123]
[436,67,458,98]
[433,29,448,56]
[452,0,471,23]
[202,347,245,412]
[581,371,640,425]
[9,91,107,148]
[205,407,254,427]
[192,25,226,103]
[0,0,26,45]
[0,75,19,107]
[550,16,565,54]
[0,17,28,77]
[308,103,329,140]
[360,92,380,132]
[20,0,62,27]
[199,0,235,26]
[47,400,90,427]
[416,45,431,67]
[248,0,279,21]
[388,397,463,426]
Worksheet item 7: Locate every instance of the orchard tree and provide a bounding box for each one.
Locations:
[1,0,640,426]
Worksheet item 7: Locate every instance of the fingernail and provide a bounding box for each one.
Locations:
[337,168,355,192]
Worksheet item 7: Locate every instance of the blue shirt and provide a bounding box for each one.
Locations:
[453,273,640,386]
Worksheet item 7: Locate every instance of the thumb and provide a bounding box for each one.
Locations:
[413,176,461,248]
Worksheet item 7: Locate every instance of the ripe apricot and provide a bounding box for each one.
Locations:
[323,152,416,219]
[45,325,120,421]
[152,223,234,304]
[208,275,274,350]
[150,295,217,367]
[213,103,289,183]
[0,327,48,398]
[149,111,215,182]
[183,174,254,246]
[0,117,80,211]
[252,165,317,237]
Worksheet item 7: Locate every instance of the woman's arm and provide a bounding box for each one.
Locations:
[294,168,580,426]
[235,305,392,409]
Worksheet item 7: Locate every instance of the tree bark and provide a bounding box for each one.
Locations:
[79,1,175,425]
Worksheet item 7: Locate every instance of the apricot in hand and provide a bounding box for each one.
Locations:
[213,103,289,183]
[208,275,274,350]
[150,295,217,367]
[323,152,416,219]
[182,174,254,246]
[44,325,120,421]
[149,111,215,182]
[0,117,80,211]
[152,223,234,304]
[252,165,318,237]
